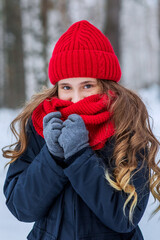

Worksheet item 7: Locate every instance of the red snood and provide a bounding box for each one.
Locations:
[32,93,115,150]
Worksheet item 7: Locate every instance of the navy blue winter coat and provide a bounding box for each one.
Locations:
[4,118,150,240]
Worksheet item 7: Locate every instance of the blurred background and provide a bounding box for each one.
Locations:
[0,0,160,239]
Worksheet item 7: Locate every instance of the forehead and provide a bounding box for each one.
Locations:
[58,77,98,85]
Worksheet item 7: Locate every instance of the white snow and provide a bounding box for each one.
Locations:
[0,84,160,239]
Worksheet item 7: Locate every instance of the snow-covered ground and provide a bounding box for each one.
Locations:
[0,84,160,239]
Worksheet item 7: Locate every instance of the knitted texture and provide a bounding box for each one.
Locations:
[48,20,122,85]
[32,93,116,150]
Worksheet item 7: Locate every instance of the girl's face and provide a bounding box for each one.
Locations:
[58,77,102,103]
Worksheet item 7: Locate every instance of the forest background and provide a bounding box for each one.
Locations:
[0,0,160,239]
[0,0,160,108]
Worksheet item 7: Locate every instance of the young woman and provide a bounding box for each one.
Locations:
[2,20,160,240]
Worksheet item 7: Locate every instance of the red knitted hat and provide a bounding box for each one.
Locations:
[48,20,122,85]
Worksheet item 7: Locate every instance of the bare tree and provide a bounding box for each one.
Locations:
[103,0,121,59]
[3,0,25,108]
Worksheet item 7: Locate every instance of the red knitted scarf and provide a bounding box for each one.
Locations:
[32,93,115,150]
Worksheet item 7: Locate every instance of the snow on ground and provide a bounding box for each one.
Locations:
[0,84,160,239]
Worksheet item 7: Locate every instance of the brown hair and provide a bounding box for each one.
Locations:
[2,85,58,164]
[99,80,160,222]
[2,79,160,222]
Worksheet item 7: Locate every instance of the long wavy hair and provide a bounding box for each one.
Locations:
[2,79,160,223]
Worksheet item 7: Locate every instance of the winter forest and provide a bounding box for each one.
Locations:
[0,0,160,239]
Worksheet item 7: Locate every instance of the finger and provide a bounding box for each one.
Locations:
[68,114,85,127]
[49,118,63,125]
[43,112,62,128]
[68,114,82,122]
[50,129,62,140]
[50,122,63,130]
[58,133,63,147]
[43,111,62,124]
[62,119,72,127]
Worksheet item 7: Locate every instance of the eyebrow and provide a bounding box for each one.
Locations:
[58,80,96,86]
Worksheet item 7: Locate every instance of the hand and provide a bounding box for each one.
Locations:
[58,114,89,159]
[43,111,64,158]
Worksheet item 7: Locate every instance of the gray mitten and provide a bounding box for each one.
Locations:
[43,111,64,158]
[58,114,89,159]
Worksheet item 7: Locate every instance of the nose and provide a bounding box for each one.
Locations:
[71,92,83,103]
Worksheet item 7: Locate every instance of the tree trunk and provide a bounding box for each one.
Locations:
[3,0,25,108]
[0,0,4,107]
[40,0,49,86]
[158,0,160,86]
[103,0,121,59]
[57,0,70,29]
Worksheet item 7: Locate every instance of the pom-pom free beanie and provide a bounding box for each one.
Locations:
[48,20,122,85]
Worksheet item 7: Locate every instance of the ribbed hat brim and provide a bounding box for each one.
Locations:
[49,49,121,84]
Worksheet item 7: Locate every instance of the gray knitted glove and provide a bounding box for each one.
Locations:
[43,111,64,158]
[58,114,89,159]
